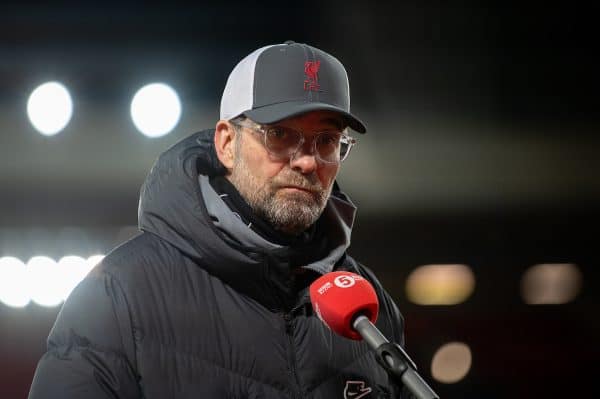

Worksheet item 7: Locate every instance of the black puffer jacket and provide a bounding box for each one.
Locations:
[29,130,407,398]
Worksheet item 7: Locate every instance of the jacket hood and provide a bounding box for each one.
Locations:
[138,129,357,309]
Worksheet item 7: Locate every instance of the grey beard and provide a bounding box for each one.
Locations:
[229,161,331,236]
[252,189,327,236]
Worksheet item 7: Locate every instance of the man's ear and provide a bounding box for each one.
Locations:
[214,120,237,170]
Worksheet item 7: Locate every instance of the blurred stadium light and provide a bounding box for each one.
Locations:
[405,264,476,305]
[0,255,104,309]
[26,82,73,136]
[520,263,582,305]
[431,342,472,384]
[0,257,30,308]
[130,83,181,138]
[27,256,64,308]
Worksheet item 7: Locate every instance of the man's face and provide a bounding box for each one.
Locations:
[228,111,343,235]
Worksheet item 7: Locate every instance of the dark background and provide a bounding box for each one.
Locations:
[1,2,599,398]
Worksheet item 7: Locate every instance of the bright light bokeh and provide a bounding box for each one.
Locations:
[130,83,181,137]
[521,263,582,305]
[0,257,30,308]
[0,254,105,309]
[431,342,472,384]
[27,256,64,307]
[405,264,476,305]
[58,256,90,300]
[27,81,73,136]
[87,254,105,270]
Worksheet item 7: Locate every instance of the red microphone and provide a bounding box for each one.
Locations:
[309,271,379,340]
[310,271,440,399]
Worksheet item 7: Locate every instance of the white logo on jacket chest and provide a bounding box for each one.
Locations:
[344,380,372,399]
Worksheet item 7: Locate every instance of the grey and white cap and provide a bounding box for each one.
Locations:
[220,41,366,133]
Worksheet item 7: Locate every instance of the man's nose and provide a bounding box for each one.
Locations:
[289,144,318,174]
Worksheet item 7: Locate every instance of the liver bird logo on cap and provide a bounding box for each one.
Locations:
[304,60,321,91]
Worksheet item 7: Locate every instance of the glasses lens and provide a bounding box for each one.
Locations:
[265,127,301,157]
[315,132,342,162]
[261,125,354,163]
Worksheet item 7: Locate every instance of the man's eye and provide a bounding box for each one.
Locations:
[267,128,286,139]
[319,133,340,146]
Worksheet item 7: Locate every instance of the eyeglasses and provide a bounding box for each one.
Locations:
[230,120,356,164]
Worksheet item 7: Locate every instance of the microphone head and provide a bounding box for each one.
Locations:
[310,271,379,340]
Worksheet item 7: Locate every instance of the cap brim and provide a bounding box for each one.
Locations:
[242,101,367,134]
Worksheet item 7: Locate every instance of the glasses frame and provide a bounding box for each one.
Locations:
[230,119,357,164]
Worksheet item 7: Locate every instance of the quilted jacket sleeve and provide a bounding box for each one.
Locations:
[28,267,141,399]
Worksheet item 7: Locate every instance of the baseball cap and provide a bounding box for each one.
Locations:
[220,41,366,133]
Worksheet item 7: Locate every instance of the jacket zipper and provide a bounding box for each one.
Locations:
[283,312,303,399]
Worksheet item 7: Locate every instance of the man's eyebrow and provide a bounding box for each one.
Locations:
[319,117,344,130]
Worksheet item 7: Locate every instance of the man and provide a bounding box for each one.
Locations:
[29,41,408,398]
